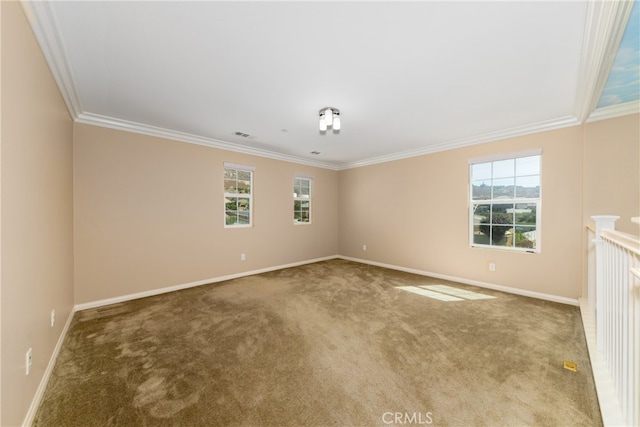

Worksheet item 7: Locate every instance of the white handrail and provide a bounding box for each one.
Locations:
[601,228,640,255]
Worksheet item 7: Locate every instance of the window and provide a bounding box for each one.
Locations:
[293,177,311,224]
[224,163,254,227]
[469,151,541,252]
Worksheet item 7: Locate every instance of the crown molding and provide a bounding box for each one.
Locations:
[573,0,635,123]
[21,0,83,118]
[76,113,340,171]
[337,115,581,170]
[586,100,640,122]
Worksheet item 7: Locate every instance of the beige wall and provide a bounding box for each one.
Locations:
[1,2,74,426]
[339,126,585,300]
[583,113,640,235]
[73,123,339,304]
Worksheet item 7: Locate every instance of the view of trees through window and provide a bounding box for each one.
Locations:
[470,155,540,251]
[224,168,252,226]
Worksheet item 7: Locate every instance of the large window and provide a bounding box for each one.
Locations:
[293,177,311,224]
[469,151,541,252]
[224,163,253,227]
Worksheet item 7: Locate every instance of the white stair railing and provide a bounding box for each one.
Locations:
[586,216,640,427]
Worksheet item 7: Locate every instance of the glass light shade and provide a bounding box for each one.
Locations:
[332,115,340,130]
[324,108,333,127]
[319,117,327,131]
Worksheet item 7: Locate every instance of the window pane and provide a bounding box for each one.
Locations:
[473,225,491,245]
[238,170,251,181]
[238,213,250,224]
[225,198,237,211]
[474,204,492,244]
[514,203,536,225]
[237,198,250,211]
[471,163,492,180]
[492,225,513,246]
[516,156,540,176]
[224,169,237,180]
[294,194,310,223]
[515,175,540,198]
[491,204,513,224]
[515,226,536,249]
[492,177,515,199]
[294,178,310,198]
[224,180,237,193]
[493,159,514,178]
[473,204,490,225]
[472,180,491,200]
[225,212,237,225]
[237,180,251,194]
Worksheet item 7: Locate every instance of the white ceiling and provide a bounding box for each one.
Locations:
[24,1,635,170]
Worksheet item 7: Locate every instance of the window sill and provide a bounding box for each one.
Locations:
[470,244,539,254]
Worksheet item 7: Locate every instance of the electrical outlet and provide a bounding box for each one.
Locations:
[362,244,367,251]
[51,309,55,327]
[240,253,246,261]
[489,262,496,272]
[26,348,32,375]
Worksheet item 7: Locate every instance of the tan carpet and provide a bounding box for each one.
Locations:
[34,259,601,426]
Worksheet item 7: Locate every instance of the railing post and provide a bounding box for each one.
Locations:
[591,215,619,353]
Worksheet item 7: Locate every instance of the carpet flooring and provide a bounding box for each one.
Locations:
[33,259,601,426]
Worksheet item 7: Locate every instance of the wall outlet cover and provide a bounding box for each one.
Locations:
[26,348,32,375]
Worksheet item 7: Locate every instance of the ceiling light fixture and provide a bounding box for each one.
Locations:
[319,107,340,133]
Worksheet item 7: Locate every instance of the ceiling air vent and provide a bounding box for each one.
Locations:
[310,151,322,155]
[234,131,250,138]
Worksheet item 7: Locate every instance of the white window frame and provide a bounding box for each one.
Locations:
[468,149,542,253]
[293,176,312,224]
[224,162,254,228]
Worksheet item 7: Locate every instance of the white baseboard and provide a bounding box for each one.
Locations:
[74,255,339,312]
[338,255,579,306]
[578,298,625,427]
[22,307,76,427]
